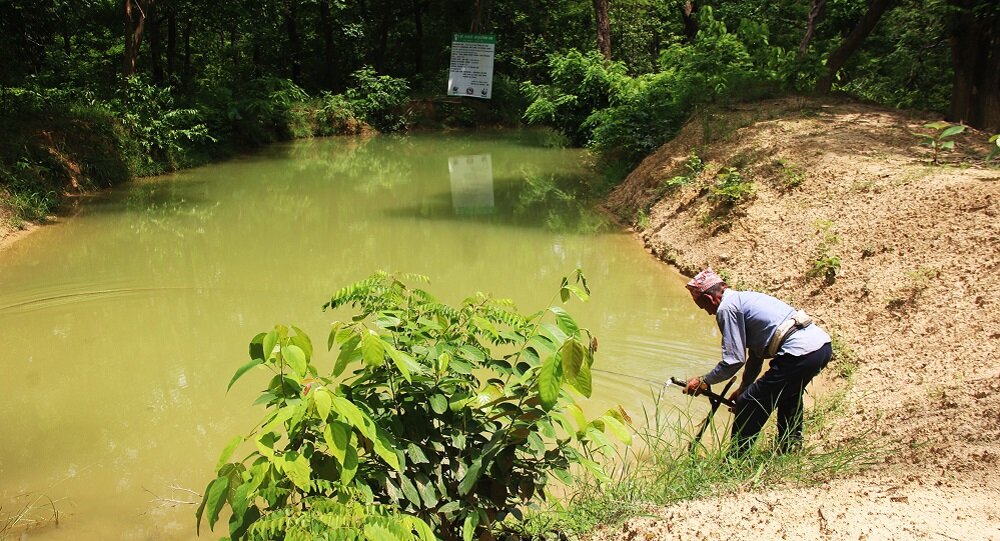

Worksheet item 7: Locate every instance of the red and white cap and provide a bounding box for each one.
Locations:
[685,267,724,296]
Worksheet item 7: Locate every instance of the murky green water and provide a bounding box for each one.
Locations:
[0,130,718,540]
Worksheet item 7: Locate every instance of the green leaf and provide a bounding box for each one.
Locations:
[248,332,266,361]
[290,326,313,358]
[538,354,562,410]
[551,468,573,485]
[526,432,546,457]
[462,511,480,541]
[567,404,588,433]
[215,435,243,472]
[437,501,462,514]
[399,475,421,506]
[256,431,279,459]
[559,338,584,382]
[578,455,612,483]
[228,358,263,392]
[573,351,593,398]
[263,330,279,361]
[364,523,397,541]
[204,476,230,530]
[564,283,590,302]
[331,396,372,438]
[941,140,955,150]
[362,331,386,367]
[549,306,579,335]
[283,344,308,377]
[458,344,486,363]
[277,451,312,491]
[414,473,438,507]
[323,421,350,464]
[372,428,402,471]
[941,124,966,138]
[435,351,451,374]
[602,414,632,445]
[405,515,437,541]
[407,443,429,464]
[333,334,361,377]
[385,344,415,382]
[313,387,332,420]
[458,459,482,496]
[340,445,358,483]
[327,322,342,351]
[429,394,448,414]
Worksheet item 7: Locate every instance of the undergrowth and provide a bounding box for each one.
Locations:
[518,384,884,536]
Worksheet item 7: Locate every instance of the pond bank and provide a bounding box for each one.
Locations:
[596,97,1000,539]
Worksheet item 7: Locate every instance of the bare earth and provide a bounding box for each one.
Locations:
[600,98,1000,540]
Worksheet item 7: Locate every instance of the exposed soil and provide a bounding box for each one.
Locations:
[600,97,1000,540]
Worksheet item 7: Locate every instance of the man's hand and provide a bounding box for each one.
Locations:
[683,376,707,395]
[728,386,744,412]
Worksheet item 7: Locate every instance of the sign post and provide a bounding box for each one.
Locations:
[447,34,495,99]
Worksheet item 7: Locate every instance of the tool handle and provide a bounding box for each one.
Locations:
[670,376,737,408]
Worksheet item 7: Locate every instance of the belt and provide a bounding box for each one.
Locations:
[765,310,813,358]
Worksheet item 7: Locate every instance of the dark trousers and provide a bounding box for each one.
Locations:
[732,342,832,454]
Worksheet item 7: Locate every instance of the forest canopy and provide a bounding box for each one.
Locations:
[0,0,997,225]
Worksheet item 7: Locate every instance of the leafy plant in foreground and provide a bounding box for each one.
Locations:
[199,271,630,541]
[915,121,966,164]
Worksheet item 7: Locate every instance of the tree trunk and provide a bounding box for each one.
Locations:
[182,16,192,85]
[123,0,148,78]
[593,0,611,61]
[148,2,163,84]
[798,0,827,58]
[285,0,301,84]
[61,10,72,55]
[947,0,1000,131]
[374,4,392,72]
[166,12,176,78]
[412,0,424,74]
[681,0,697,43]
[231,25,240,72]
[816,0,896,93]
[319,0,337,88]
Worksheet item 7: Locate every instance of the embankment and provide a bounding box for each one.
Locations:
[598,97,1000,540]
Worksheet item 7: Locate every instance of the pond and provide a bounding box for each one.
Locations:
[0,129,719,540]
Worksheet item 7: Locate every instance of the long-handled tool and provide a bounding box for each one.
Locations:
[666,377,737,409]
[667,376,738,451]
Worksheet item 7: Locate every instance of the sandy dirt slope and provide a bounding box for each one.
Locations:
[600,97,1000,540]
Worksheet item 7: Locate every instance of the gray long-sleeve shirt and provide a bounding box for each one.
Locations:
[703,289,831,386]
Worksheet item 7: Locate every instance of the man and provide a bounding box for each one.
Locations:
[682,268,832,454]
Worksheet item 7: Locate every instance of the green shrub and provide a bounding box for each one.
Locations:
[709,167,753,204]
[199,271,628,540]
[107,77,213,174]
[586,8,781,167]
[522,50,632,146]
[344,67,410,132]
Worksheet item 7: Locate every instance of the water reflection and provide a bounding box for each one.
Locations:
[449,154,495,215]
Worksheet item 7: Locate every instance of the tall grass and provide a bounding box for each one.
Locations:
[0,492,60,539]
[516,386,885,537]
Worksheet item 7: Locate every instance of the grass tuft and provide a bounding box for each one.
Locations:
[516,386,886,537]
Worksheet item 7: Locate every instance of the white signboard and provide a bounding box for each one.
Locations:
[447,33,495,99]
[448,154,495,215]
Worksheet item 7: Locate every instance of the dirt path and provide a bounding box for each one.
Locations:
[599,97,1000,540]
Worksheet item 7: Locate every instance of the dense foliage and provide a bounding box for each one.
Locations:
[199,271,629,540]
[2,0,996,223]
